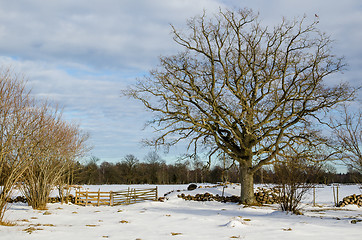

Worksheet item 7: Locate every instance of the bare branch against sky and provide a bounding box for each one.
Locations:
[0,0,361,163]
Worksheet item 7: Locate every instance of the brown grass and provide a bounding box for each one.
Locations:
[30,223,55,227]
[23,227,43,234]
[171,232,182,236]
[0,220,16,226]
[18,219,30,222]
[85,224,99,227]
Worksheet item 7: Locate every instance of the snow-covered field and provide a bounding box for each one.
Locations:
[1,184,361,240]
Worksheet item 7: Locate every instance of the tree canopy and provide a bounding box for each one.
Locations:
[124,8,353,203]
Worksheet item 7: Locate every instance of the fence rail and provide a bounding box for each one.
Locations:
[75,187,158,206]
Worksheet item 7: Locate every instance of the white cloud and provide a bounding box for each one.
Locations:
[0,0,223,71]
[0,0,361,163]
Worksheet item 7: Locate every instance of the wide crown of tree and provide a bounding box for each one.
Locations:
[125,8,351,173]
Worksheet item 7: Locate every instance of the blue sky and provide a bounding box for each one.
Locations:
[0,0,361,164]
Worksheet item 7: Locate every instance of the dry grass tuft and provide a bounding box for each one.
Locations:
[43,223,55,227]
[28,223,55,227]
[0,220,16,226]
[85,224,99,227]
[119,220,129,224]
[171,232,182,236]
[23,227,43,234]
[18,219,30,222]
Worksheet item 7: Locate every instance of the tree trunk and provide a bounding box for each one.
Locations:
[239,162,255,204]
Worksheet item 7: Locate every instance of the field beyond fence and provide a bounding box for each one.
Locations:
[74,187,158,206]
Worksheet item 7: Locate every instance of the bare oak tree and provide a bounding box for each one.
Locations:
[331,105,362,173]
[122,154,139,184]
[124,9,352,203]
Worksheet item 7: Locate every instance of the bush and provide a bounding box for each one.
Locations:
[274,155,323,214]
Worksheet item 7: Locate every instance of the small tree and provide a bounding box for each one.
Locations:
[144,152,165,183]
[274,150,324,214]
[331,105,362,173]
[21,110,88,210]
[124,8,352,203]
[122,154,139,184]
[0,69,39,223]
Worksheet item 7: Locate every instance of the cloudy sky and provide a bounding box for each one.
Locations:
[0,0,361,164]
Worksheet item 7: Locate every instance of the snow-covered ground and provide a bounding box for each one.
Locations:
[1,184,361,240]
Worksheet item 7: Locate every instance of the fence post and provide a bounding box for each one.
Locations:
[336,184,339,206]
[97,189,100,206]
[155,187,158,201]
[86,190,88,207]
[332,184,338,207]
[60,186,64,205]
[110,191,113,206]
[75,191,78,205]
[313,186,316,207]
[127,187,130,204]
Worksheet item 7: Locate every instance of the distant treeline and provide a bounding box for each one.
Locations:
[71,154,362,185]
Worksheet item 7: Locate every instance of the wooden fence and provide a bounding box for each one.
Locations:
[74,187,158,206]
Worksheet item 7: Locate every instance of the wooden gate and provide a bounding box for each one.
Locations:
[75,187,158,206]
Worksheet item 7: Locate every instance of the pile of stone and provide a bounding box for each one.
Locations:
[254,187,280,204]
[337,194,362,207]
[6,195,76,204]
[6,196,27,203]
[178,192,240,203]
[178,187,281,204]
[47,195,76,204]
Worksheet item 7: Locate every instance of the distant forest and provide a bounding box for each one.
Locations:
[72,154,362,185]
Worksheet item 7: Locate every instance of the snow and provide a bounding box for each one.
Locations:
[1,184,361,239]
